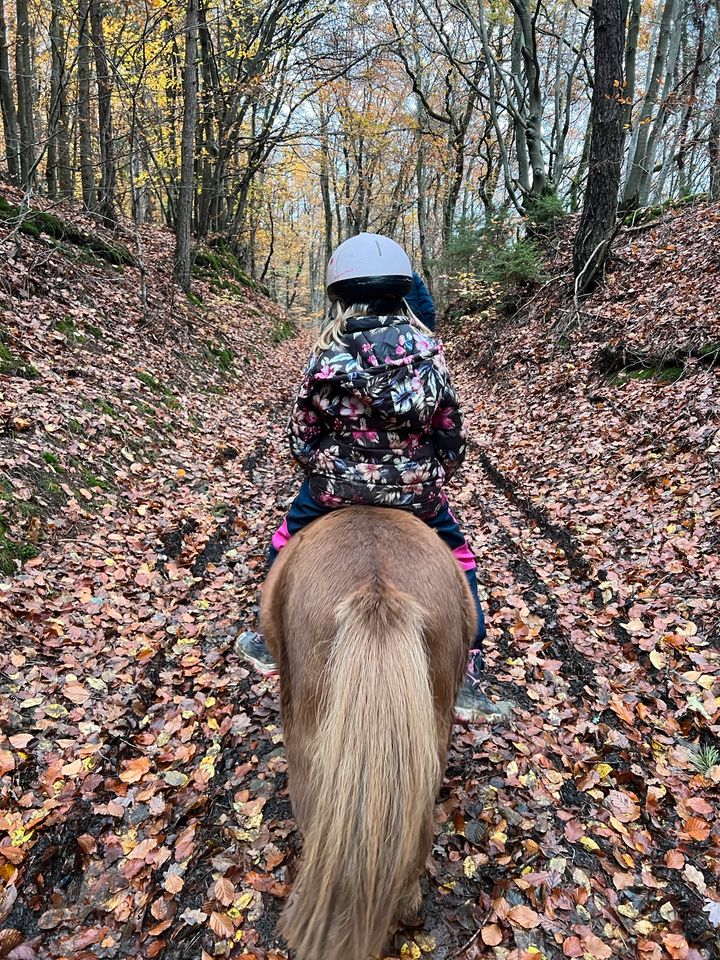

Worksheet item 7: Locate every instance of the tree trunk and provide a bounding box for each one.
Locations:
[710,72,720,199]
[15,0,35,186]
[77,0,95,209]
[174,0,199,292]
[638,6,684,205]
[510,0,549,198]
[511,12,531,195]
[319,108,333,273]
[573,0,627,294]
[623,0,642,131]
[90,0,118,224]
[47,0,68,198]
[621,0,678,211]
[676,1,706,196]
[0,0,19,181]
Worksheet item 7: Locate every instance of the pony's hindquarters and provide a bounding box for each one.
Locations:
[260,507,473,960]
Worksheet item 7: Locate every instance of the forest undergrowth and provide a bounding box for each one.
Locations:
[1,197,719,960]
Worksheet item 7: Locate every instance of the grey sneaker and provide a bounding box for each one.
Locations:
[455,649,514,722]
[454,678,514,722]
[235,630,278,676]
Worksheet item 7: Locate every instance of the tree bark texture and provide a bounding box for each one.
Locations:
[621,0,678,210]
[90,0,118,224]
[78,0,95,209]
[0,0,19,181]
[47,0,72,198]
[174,0,199,292]
[573,0,627,294]
[15,0,35,186]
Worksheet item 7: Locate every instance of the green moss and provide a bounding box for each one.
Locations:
[136,370,181,409]
[0,517,38,576]
[0,342,39,379]
[42,451,61,468]
[186,290,205,308]
[204,341,235,372]
[270,317,296,345]
[698,342,720,362]
[611,364,684,385]
[81,470,109,491]
[95,398,119,417]
[137,371,166,393]
[0,197,136,267]
[54,316,86,345]
[195,245,258,291]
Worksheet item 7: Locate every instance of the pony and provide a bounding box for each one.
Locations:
[260,505,475,960]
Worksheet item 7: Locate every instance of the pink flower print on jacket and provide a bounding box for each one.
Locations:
[339,395,369,419]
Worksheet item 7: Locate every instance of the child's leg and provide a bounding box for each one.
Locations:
[268,478,333,567]
[423,504,486,649]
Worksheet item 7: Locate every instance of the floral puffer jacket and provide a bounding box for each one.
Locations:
[287,315,466,516]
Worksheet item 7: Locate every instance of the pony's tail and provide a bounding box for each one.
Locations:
[279,582,440,960]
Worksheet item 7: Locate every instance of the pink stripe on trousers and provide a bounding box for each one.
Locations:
[271,518,476,571]
[271,519,292,551]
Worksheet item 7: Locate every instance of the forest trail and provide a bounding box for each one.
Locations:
[2,204,720,960]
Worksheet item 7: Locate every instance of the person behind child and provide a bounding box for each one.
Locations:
[405,270,436,331]
[237,232,491,720]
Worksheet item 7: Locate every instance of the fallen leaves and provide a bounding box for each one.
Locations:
[119,756,151,783]
[506,904,541,929]
[2,197,719,960]
[481,923,503,945]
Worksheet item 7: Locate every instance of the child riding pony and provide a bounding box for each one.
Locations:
[237,232,489,720]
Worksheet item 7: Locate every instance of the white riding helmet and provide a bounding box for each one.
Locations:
[326,233,413,304]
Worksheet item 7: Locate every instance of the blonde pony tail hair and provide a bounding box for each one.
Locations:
[314,300,433,351]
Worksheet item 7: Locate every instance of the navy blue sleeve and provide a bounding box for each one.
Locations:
[406,272,436,332]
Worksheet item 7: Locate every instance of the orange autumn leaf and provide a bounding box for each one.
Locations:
[0,751,15,776]
[680,816,711,841]
[581,933,613,959]
[209,911,234,938]
[605,789,641,823]
[64,681,90,705]
[661,932,689,959]
[164,872,184,894]
[665,849,685,869]
[563,935,583,956]
[214,877,235,906]
[119,756,151,783]
[507,904,541,929]
[481,923,503,946]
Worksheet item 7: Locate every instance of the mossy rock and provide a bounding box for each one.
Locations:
[0,195,136,267]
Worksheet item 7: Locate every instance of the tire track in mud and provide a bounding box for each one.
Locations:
[466,440,632,695]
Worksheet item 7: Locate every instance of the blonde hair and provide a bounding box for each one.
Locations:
[315,300,433,350]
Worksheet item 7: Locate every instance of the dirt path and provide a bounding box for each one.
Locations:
[2,311,718,960]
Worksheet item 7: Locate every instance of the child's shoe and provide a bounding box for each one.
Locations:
[454,648,513,722]
[235,630,278,675]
